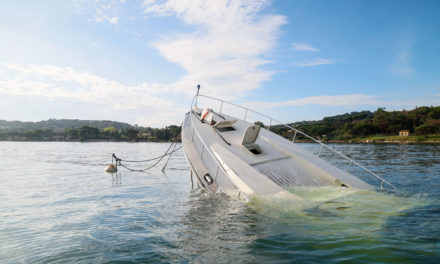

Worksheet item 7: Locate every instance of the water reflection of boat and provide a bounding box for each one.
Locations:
[181,89,395,202]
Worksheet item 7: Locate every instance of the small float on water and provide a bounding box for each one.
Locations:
[105,164,117,173]
[181,86,395,202]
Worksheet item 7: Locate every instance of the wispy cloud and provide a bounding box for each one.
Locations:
[0,64,185,126]
[74,0,286,99]
[95,8,119,24]
[76,0,124,25]
[244,94,440,110]
[244,94,380,109]
[142,0,286,98]
[292,58,335,67]
[292,43,319,52]
[291,42,337,67]
[390,51,414,78]
[0,1,288,125]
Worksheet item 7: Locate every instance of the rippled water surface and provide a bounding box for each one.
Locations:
[1,142,439,263]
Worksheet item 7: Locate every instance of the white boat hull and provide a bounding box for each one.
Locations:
[182,109,373,202]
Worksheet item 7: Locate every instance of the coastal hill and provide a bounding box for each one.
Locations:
[270,106,440,143]
[0,119,133,132]
[0,119,180,142]
[1,105,439,142]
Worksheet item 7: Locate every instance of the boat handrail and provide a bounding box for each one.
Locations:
[194,94,396,189]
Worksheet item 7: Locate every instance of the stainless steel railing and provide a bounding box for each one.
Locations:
[194,94,396,189]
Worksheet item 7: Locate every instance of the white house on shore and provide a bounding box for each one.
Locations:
[399,130,409,137]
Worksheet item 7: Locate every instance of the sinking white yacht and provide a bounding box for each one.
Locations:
[182,91,395,202]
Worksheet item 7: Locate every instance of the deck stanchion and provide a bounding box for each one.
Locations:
[292,130,297,143]
[318,144,324,157]
[347,160,353,170]
[269,119,272,131]
[215,165,219,180]
[219,101,223,114]
[200,145,204,159]
[244,109,248,121]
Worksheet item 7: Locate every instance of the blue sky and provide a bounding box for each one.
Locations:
[0,0,439,127]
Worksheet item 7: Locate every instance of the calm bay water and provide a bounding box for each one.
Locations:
[0,142,439,263]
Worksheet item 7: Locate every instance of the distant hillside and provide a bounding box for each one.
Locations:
[0,118,181,142]
[269,106,440,142]
[0,119,135,132]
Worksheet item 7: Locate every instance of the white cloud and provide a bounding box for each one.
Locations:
[95,8,119,24]
[2,63,437,126]
[74,1,123,25]
[243,94,440,111]
[291,43,337,67]
[73,0,285,99]
[244,94,380,109]
[0,1,287,125]
[390,52,414,78]
[0,64,183,126]
[292,43,319,52]
[108,16,119,24]
[143,0,286,99]
[292,58,335,67]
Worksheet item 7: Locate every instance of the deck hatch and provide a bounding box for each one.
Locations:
[245,144,263,155]
[217,126,235,132]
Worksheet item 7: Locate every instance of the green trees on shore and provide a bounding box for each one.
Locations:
[267,106,440,141]
[0,124,181,142]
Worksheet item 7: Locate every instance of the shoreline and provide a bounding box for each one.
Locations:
[0,139,175,143]
[0,139,438,144]
[322,140,440,144]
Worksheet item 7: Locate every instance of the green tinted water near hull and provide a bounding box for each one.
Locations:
[248,187,430,237]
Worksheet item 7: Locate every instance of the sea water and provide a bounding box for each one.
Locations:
[0,142,439,263]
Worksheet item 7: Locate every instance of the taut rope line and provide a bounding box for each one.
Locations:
[110,126,182,172]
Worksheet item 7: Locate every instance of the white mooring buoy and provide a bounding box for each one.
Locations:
[105,164,117,173]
